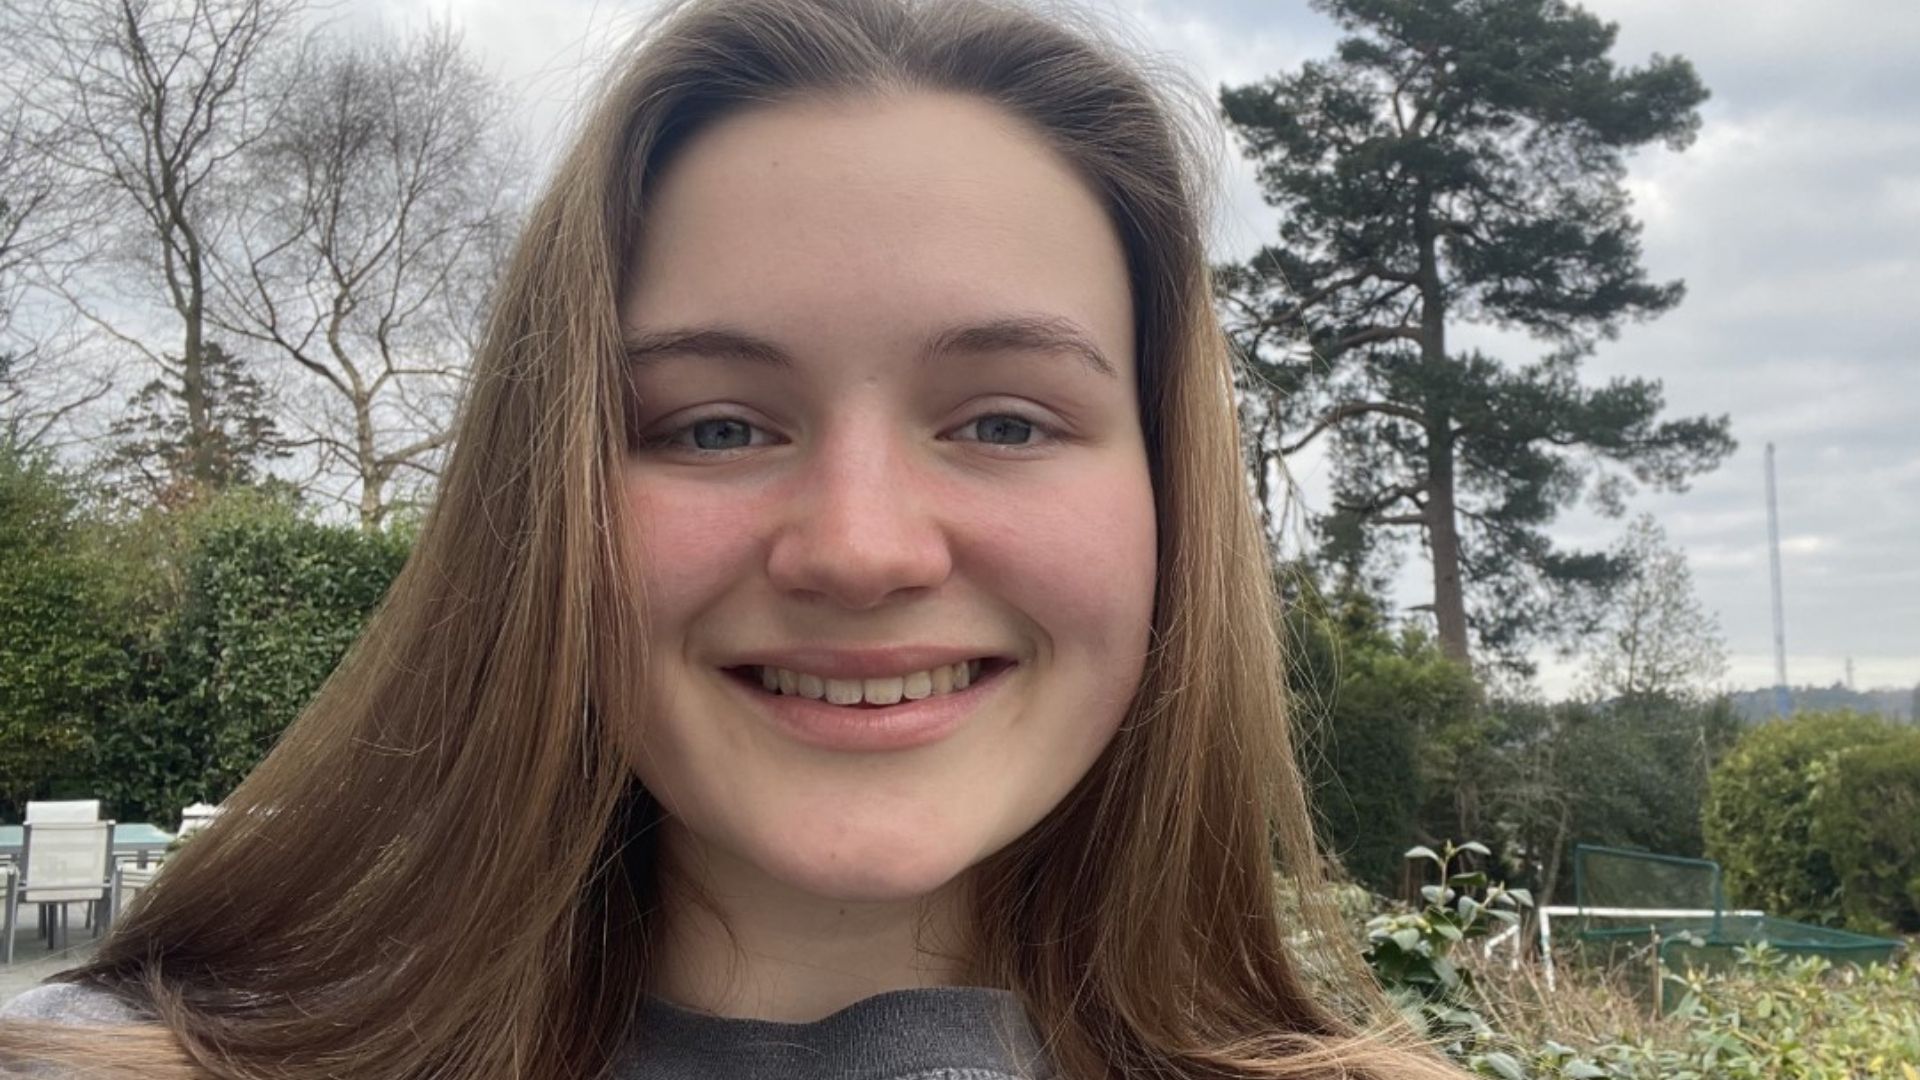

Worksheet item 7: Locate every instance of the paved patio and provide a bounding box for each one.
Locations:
[0,902,105,1005]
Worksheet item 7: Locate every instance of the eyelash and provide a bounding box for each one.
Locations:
[636,409,1060,457]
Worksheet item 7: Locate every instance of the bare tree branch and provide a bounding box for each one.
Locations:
[212,19,524,529]
[12,0,308,490]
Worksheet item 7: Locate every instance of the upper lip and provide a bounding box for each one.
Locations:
[723,646,1009,680]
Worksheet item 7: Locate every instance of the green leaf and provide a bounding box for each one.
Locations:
[1406,844,1443,867]
[1476,1051,1527,1080]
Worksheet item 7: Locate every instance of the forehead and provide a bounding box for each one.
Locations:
[621,91,1134,379]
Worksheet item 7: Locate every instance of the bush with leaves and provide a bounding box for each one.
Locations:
[1808,728,1920,933]
[0,447,129,817]
[1703,710,1906,926]
[1360,840,1624,1080]
[1286,578,1480,893]
[91,493,409,821]
[1606,943,1920,1079]
[1485,694,1742,907]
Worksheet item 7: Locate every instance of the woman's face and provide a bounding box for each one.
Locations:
[618,92,1156,907]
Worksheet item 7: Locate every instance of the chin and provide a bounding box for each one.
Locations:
[753,817,984,905]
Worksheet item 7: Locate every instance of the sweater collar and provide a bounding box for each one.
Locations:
[631,985,1053,1079]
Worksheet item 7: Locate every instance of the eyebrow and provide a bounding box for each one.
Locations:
[621,314,1116,378]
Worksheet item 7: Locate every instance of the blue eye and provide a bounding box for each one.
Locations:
[638,410,1052,457]
[688,418,754,450]
[639,415,772,454]
[972,415,1033,445]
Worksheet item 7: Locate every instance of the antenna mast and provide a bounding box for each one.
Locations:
[1766,443,1790,718]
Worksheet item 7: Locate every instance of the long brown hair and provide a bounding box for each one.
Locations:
[0,0,1473,1076]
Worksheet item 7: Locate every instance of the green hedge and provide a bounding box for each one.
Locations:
[0,451,129,816]
[1703,710,1908,928]
[1809,729,1920,933]
[90,496,410,822]
[0,446,410,825]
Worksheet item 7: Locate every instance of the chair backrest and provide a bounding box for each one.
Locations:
[25,800,100,823]
[22,821,114,889]
[179,802,222,837]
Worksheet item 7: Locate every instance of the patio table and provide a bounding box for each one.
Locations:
[0,823,175,868]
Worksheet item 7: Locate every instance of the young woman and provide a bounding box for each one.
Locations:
[1,0,1477,1076]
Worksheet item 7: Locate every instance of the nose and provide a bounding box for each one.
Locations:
[765,422,953,610]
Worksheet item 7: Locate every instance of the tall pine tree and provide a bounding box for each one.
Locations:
[1219,0,1734,670]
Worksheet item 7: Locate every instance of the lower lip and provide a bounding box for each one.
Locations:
[724,666,1007,752]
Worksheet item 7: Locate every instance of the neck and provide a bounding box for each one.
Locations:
[647,820,979,1022]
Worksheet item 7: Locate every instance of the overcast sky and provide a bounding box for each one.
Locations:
[347,0,1920,697]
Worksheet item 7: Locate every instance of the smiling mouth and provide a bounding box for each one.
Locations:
[724,658,1013,709]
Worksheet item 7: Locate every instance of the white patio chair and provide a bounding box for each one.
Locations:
[22,800,103,936]
[24,800,100,823]
[6,821,114,964]
[0,863,14,962]
[178,802,222,838]
[109,862,160,928]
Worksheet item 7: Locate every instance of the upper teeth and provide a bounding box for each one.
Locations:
[756,660,983,706]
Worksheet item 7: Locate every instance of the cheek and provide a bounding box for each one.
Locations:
[969,458,1158,664]
[621,472,769,630]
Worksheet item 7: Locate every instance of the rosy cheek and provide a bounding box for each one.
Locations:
[623,473,771,631]
[958,460,1157,659]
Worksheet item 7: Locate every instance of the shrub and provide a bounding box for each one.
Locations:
[1809,728,1920,933]
[1358,841,1606,1080]
[1702,710,1904,925]
[1487,694,1742,907]
[1622,944,1920,1078]
[0,448,128,817]
[91,494,410,821]
[1287,580,1479,893]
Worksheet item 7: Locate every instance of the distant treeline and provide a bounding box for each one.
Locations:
[1727,685,1916,724]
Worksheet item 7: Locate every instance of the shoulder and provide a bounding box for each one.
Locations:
[0,983,148,1026]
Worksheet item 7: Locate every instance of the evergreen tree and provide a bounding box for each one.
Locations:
[108,340,287,502]
[1218,0,1735,670]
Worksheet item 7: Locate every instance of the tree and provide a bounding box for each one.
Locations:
[1486,693,1740,910]
[1808,731,1920,933]
[1580,512,1726,703]
[211,22,523,529]
[106,338,287,498]
[13,0,307,490]
[1217,0,1735,669]
[0,94,112,451]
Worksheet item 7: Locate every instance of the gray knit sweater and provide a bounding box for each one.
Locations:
[0,981,1056,1079]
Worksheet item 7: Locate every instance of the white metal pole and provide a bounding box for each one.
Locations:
[1766,443,1790,717]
